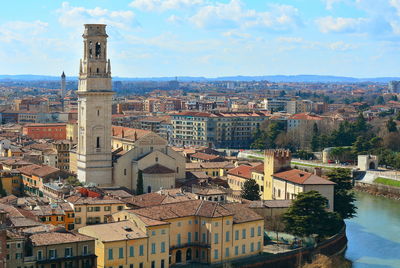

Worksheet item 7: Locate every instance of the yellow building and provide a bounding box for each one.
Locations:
[251,164,264,197]
[263,150,291,200]
[66,195,126,230]
[111,200,264,266]
[186,161,235,177]
[227,165,253,191]
[0,170,23,196]
[66,120,78,143]
[29,231,96,268]
[79,219,169,268]
[271,169,335,211]
[69,149,77,174]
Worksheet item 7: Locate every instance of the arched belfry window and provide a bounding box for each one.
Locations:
[95,42,101,58]
[89,41,93,58]
[96,137,100,148]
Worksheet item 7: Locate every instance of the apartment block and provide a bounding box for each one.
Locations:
[172,111,269,149]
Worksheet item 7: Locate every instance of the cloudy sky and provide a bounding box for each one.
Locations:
[1,0,400,78]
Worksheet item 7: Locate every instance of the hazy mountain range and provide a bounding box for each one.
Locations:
[0,74,397,83]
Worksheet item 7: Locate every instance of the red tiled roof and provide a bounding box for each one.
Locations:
[251,163,264,174]
[30,232,94,246]
[191,152,220,161]
[273,169,335,185]
[112,126,151,141]
[289,113,323,120]
[227,165,253,179]
[142,164,175,174]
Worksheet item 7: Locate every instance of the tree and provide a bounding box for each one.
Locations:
[241,179,260,201]
[391,95,398,101]
[376,95,385,105]
[65,176,82,187]
[387,117,397,132]
[283,191,342,238]
[311,123,319,151]
[327,168,357,219]
[136,170,144,195]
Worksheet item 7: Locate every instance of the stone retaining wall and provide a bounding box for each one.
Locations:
[355,181,400,199]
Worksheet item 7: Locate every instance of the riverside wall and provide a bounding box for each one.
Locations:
[354,181,400,200]
[227,226,348,268]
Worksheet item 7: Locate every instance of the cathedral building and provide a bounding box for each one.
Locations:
[76,24,185,193]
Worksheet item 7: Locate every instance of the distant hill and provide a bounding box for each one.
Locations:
[0,74,398,83]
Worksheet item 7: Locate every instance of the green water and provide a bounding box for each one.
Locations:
[345,192,400,268]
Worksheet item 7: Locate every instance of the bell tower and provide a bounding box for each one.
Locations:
[77,24,114,185]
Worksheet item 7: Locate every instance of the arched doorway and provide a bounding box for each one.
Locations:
[147,186,152,193]
[369,162,376,170]
[176,250,182,263]
[186,248,192,261]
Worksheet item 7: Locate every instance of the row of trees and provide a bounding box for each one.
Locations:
[252,113,400,169]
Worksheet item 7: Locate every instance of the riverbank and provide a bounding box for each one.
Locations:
[354,181,400,200]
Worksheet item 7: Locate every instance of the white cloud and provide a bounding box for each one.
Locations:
[222,30,252,39]
[57,2,136,30]
[130,0,203,12]
[323,0,345,10]
[316,16,368,33]
[166,15,184,24]
[190,0,302,31]
[276,37,304,43]
[329,41,357,51]
[0,20,48,42]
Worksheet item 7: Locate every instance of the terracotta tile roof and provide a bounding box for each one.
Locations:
[222,203,263,224]
[289,113,323,121]
[273,169,335,185]
[142,164,175,174]
[123,190,197,208]
[132,200,232,220]
[80,221,148,242]
[135,215,169,227]
[251,163,264,174]
[9,217,42,228]
[17,164,59,177]
[191,152,221,161]
[66,195,124,205]
[0,203,24,218]
[112,126,151,141]
[227,165,253,179]
[31,231,94,246]
[32,166,59,177]
[173,111,213,117]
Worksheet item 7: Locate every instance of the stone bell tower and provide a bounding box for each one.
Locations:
[77,24,114,185]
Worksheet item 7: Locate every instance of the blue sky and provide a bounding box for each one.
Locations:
[2,0,400,78]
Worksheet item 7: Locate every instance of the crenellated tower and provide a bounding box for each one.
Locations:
[77,24,114,185]
[263,149,292,200]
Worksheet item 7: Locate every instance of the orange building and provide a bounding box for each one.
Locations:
[33,203,75,230]
[17,164,61,197]
[22,123,67,140]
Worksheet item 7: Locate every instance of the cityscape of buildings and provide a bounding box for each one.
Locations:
[0,21,398,268]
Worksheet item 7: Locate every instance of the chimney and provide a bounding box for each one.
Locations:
[314,167,322,177]
[122,130,125,138]
[134,132,138,140]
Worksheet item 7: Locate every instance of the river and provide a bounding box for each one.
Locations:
[345,191,400,268]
